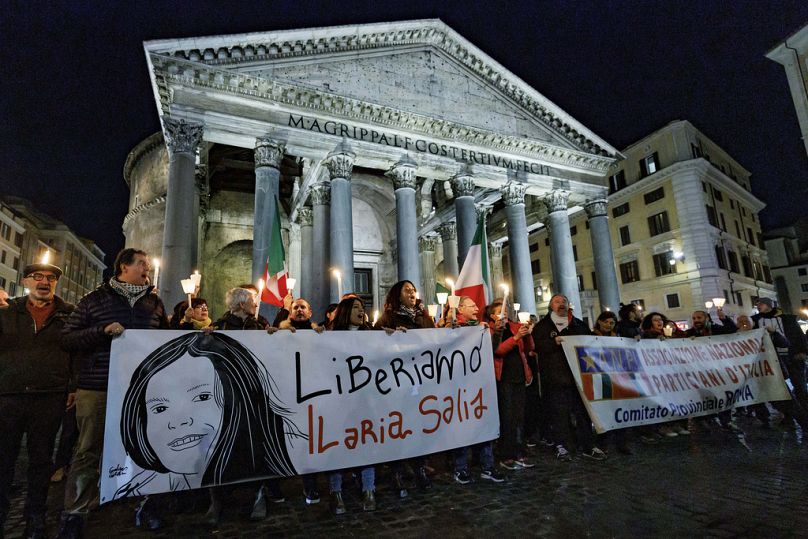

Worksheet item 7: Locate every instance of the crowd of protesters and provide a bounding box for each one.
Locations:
[2,246,807,538]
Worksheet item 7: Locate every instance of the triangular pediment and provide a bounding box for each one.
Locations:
[238,47,564,146]
[145,20,619,158]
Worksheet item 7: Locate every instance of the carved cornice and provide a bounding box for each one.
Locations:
[309,182,331,205]
[122,196,167,225]
[489,242,503,257]
[500,182,527,206]
[543,190,570,214]
[147,22,616,157]
[437,222,456,241]
[323,141,356,180]
[386,155,418,190]
[419,235,439,251]
[162,117,204,154]
[297,207,313,226]
[148,53,617,173]
[255,137,285,168]
[584,198,608,219]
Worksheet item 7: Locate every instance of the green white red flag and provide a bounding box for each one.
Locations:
[261,198,288,307]
[454,216,491,310]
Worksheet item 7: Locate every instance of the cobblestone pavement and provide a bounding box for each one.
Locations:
[3,415,808,538]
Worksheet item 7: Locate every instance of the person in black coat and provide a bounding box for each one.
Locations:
[57,249,168,538]
[532,294,605,461]
[0,262,74,537]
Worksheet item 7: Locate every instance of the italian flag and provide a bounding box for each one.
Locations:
[454,215,491,310]
[261,197,288,307]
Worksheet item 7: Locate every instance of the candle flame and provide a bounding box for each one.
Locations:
[40,250,50,264]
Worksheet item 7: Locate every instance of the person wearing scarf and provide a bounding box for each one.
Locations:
[375,280,435,496]
[532,294,606,462]
[58,249,168,538]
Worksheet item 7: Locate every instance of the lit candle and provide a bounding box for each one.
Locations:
[332,269,342,299]
[190,270,201,288]
[372,310,379,327]
[152,259,160,289]
[41,250,50,264]
[286,278,296,291]
[180,279,195,310]
[446,278,455,297]
[256,279,265,320]
[500,283,509,320]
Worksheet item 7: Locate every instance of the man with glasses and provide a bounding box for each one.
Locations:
[57,249,168,538]
[0,262,75,538]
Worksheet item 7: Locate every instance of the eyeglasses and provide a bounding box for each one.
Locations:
[26,273,58,283]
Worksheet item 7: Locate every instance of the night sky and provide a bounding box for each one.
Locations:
[2,1,807,266]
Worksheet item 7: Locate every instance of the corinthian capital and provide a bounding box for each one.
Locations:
[162,118,204,154]
[309,182,331,206]
[489,242,503,258]
[297,207,313,226]
[386,154,418,190]
[437,222,456,241]
[543,190,570,213]
[324,140,356,181]
[584,198,608,219]
[255,137,285,169]
[450,173,475,198]
[500,182,527,206]
[419,235,439,252]
[476,204,493,221]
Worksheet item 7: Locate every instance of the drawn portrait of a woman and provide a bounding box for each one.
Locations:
[113,332,302,499]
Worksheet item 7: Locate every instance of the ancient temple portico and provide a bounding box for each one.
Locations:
[125,20,622,317]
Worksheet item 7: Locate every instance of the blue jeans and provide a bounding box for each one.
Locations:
[329,467,375,493]
[454,441,494,473]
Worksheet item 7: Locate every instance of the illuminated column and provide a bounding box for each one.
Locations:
[160,117,203,308]
[451,166,476,268]
[387,155,422,289]
[252,136,285,283]
[310,182,331,318]
[298,207,313,300]
[585,198,621,312]
[438,222,459,281]
[324,141,355,302]
[500,182,536,315]
[544,190,581,312]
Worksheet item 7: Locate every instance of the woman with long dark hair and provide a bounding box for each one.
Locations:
[375,280,435,496]
[113,332,302,500]
[326,297,377,514]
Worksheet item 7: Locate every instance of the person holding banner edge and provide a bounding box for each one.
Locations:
[450,297,506,484]
[532,294,606,462]
[57,249,168,539]
[376,280,436,496]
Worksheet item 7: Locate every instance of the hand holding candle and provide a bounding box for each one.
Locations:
[500,283,509,320]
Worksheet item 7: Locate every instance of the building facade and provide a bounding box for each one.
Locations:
[767,23,808,158]
[520,121,776,326]
[126,20,626,318]
[0,201,25,296]
[764,220,808,316]
[2,196,106,304]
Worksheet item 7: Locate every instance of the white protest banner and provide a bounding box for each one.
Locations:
[560,329,791,433]
[100,327,497,503]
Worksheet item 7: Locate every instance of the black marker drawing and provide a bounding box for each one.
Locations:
[113,332,303,499]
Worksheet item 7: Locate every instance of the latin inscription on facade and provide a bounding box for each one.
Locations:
[288,114,551,175]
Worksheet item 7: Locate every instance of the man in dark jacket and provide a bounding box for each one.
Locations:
[0,262,74,538]
[57,249,168,539]
[752,297,808,429]
[532,294,605,461]
[685,308,737,337]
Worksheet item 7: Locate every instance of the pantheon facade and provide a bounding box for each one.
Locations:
[123,20,622,319]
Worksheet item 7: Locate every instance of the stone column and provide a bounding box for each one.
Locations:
[544,190,581,313]
[324,141,355,302]
[451,167,476,268]
[500,183,537,315]
[298,207,314,300]
[438,222,459,280]
[585,198,621,313]
[160,118,204,308]
[386,155,421,289]
[489,242,504,290]
[310,183,331,319]
[252,136,285,283]
[419,235,438,304]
